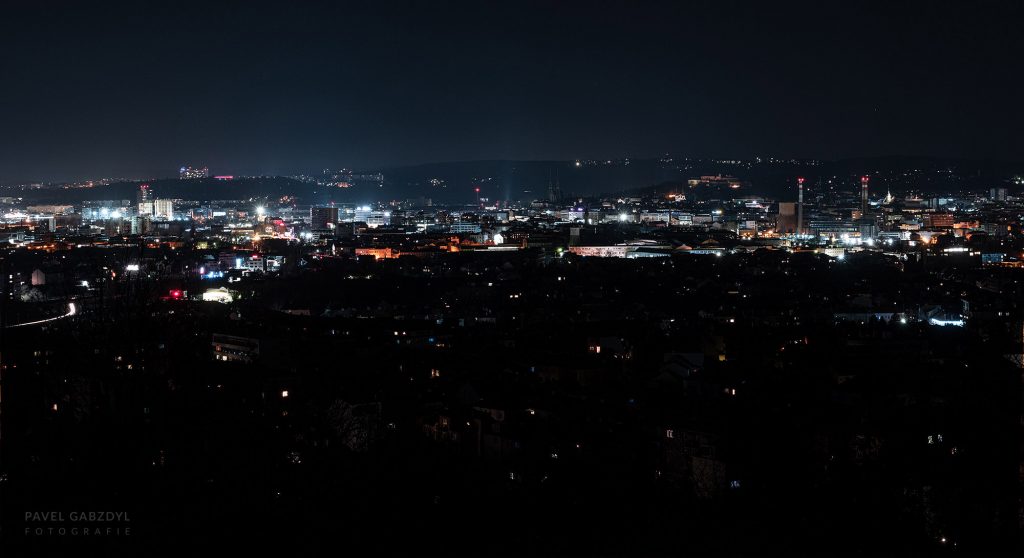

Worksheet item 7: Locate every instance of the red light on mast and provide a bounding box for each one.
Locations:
[797,177,805,185]
[861,176,870,184]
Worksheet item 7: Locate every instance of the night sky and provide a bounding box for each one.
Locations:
[2,0,1023,182]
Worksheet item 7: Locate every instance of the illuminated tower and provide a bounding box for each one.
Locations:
[796,177,805,236]
[860,176,869,214]
[137,183,153,216]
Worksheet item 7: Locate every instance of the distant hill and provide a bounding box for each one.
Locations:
[10,177,314,205]
[8,156,1023,205]
[376,156,1023,202]
[376,160,668,204]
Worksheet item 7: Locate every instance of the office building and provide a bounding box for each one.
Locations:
[310,206,340,230]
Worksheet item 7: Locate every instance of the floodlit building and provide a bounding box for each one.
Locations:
[154,199,174,220]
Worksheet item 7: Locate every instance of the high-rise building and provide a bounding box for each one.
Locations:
[154,199,174,220]
[860,176,870,214]
[137,183,151,205]
[130,215,150,235]
[179,166,209,180]
[310,206,340,230]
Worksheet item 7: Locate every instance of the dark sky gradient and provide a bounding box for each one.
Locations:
[2,0,1023,182]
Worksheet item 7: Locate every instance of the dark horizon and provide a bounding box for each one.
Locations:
[3,0,1024,183]
[7,152,1024,189]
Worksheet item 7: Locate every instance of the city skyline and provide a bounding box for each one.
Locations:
[3,2,1023,555]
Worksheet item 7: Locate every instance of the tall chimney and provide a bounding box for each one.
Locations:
[796,177,805,236]
[860,176,870,215]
